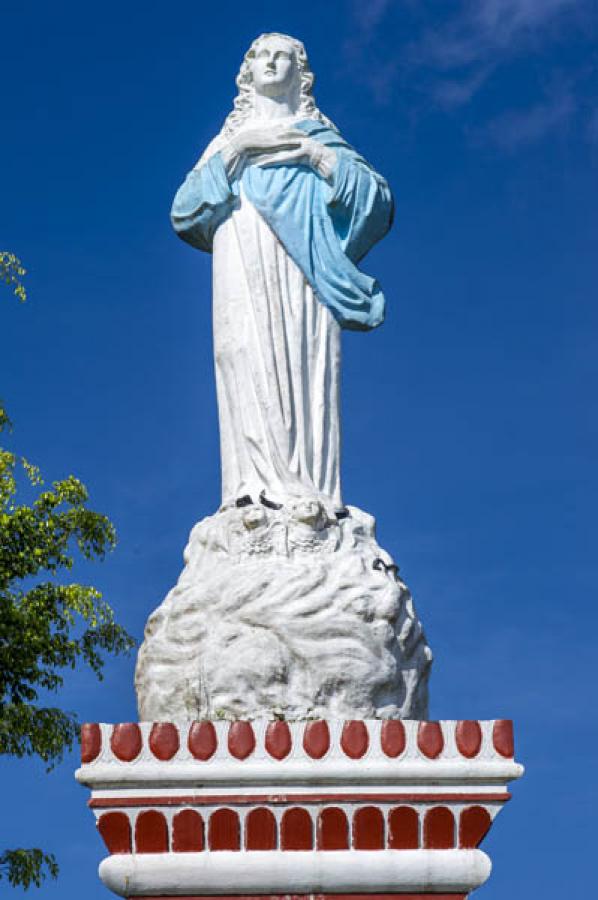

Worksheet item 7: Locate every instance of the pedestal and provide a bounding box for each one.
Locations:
[76,718,522,898]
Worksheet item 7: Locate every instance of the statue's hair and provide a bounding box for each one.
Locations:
[222,32,337,136]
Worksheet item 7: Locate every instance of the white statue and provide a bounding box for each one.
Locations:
[171,32,393,516]
[136,34,431,722]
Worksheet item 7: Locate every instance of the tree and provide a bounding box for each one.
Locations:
[0,259,134,888]
[0,252,27,303]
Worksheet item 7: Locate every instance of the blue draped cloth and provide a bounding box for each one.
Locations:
[171,119,394,331]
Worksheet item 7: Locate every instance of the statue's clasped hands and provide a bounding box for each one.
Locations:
[224,125,336,180]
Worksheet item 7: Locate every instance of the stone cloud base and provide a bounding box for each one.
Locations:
[76,719,523,899]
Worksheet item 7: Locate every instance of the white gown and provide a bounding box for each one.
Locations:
[212,185,342,510]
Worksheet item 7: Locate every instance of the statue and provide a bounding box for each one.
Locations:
[79,40,522,900]
[170,32,393,516]
[135,33,431,722]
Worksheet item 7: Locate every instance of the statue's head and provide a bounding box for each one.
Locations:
[242,505,268,531]
[290,497,327,530]
[248,33,304,103]
[223,32,336,136]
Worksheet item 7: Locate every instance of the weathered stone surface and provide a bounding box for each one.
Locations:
[135,503,431,721]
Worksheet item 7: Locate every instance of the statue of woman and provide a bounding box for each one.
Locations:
[171,32,393,516]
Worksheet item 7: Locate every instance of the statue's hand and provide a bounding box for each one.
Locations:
[220,126,306,177]
[230,126,304,156]
[221,127,337,181]
[254,137,337,180]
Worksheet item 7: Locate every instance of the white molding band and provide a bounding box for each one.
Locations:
[78,758,522,790]
[99,849,492,897]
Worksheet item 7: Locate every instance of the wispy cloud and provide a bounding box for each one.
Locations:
[474,0,578,33]
[343,0,398,103]
[481,89,575,150]
[408,0,580,99]
[431,65,494,110]
[350,0,394,39]
[344,0,593,149]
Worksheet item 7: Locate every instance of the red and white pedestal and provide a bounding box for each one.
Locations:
[76,719,522,899]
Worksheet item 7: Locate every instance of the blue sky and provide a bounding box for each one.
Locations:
[1,0,597,896]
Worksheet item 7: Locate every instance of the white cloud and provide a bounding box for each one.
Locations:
[431,65,495,110]
[410,0,580,73]
[348,0,584,106]
[344,0,594,148]
[474,0,578,33]
[343,0,400,105]
[482,91,575,150]
[350,0,394,38]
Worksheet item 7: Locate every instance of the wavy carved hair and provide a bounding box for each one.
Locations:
[222,32,337,136]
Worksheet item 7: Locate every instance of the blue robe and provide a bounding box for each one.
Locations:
[171,120,394,331]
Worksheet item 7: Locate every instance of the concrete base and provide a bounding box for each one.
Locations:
[76,719,523,899]
[124,896,468,900]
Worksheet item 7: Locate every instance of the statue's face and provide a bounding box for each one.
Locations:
[292,498,325,527]
[242,506,267,531]
[251,36,298,98]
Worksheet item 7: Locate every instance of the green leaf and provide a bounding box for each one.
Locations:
[0,382,135,888]
[0,252,27,303]
[0,849,58,889]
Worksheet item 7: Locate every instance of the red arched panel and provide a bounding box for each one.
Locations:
[245,808,277,850]
[317,807,349,850]
[455,720,482,758]
[98,812,131,854]
[149,723,179,760]
[227,721,256,759]
[110,723,142,762]
[208,808,240,851]
[81,723,102,763]
[417,721,444,759]
[265,721,292,759]
[340,721,369,759]
[388,806,419,850]
[493,720,514,757]
[353,806,384,849]
[280,808,313,851]
[172,809,204,852]
[135,810,168,853]
[188,721,217,760]
[380,720,406,758]
[303,720,330,759]
[459,806,492,848]
[423,807,455,849]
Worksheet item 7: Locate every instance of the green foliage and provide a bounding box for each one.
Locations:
[0,404,135,888]
[0,850,58,889]
[0,252,27,303]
